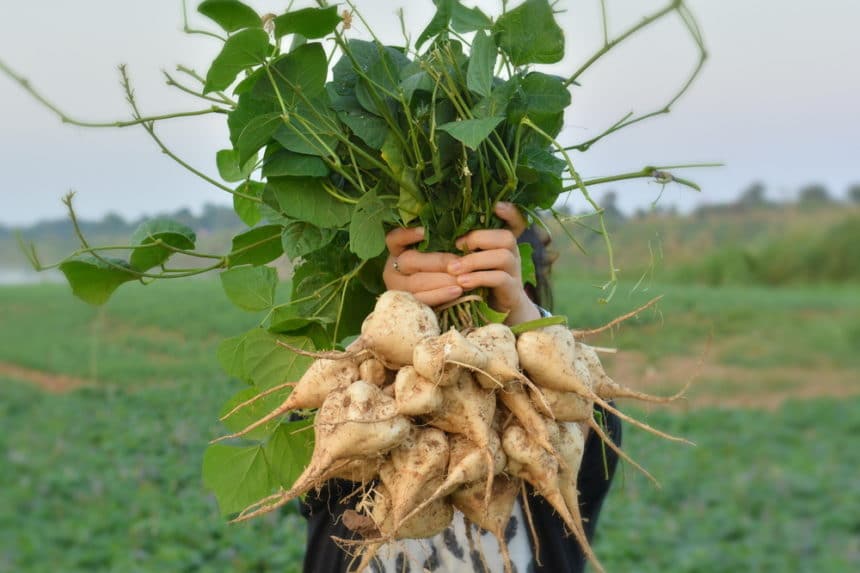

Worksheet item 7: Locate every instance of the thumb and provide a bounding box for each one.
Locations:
[494,202,527,238]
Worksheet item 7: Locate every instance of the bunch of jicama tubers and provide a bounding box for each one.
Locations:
[214,291,690,573]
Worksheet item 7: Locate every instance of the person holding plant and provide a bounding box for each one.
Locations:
[300,202,622,573]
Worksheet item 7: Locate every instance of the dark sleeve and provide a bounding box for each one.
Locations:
[525,403,623,572]
[299,480,363,573]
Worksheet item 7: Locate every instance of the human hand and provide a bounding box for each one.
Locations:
[383,226,464,306]
[383,202,540,325]
[447,202,540,326]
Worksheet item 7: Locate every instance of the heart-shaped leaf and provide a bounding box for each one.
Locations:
[220,266,278,311]
[129,219,197,272]
[205,28,270,93]
[59,256,137,306]
[274,6,341,39]
[198,0,261,33]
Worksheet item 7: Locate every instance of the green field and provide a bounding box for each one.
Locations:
[1,279,858,572]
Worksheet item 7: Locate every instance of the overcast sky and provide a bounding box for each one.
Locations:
[1,0,858,226]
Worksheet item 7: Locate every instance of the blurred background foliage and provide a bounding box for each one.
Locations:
[1,183,859,572]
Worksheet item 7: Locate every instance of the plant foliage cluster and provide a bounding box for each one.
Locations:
[5,0,708,519]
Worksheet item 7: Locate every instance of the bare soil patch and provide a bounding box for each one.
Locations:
[0,362,91,393]
[604,350,859,410]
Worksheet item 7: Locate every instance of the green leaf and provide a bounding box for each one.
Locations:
[381,134,424,224]
[519,145,566,175]
[241,328,314,390]
[269,308,325,334]
[129,219,197,272]
[233,181,264,227]
[477,300,509,324]
[472,76,520,119]
[273,6,341,39]
[281,220,336,260]
[518,242,537,286]
[229,225,285,267]
[217,334,247,380]
[263,147,329,178]
[198,0,261,33]
[236,112,282,165]
[493,0,565,65]
[258,44,340,157]
[272,101,340,157]
[58,256,137,306]
[268,177,352,228]
[264,44,328,102]
[233,65,266,96]
[399,69,435,104]
[451,3,492,32]
[220,266,278,311]
[337,109,388,150]
[437,116,504,150]
[217,149,257,182]
[397,174,424,225]
[354,48,410,116]
[417,0,455,48]
[356,253,388,295]
[265,420,315,488]
[467,30,496,98]
[269,312,331,349]
[519,72,571,114]
[349,189,392,260]
[228,88,278,149]
[202,444,277,516]
[331,40,408,97]
[219,386,289,441]
[515,169,563,209]
[289,265,341,323]
[204,28,271,93]
[509,314,567,335]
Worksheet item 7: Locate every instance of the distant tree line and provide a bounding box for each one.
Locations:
[3,180,859,241]
[0,204,244,242]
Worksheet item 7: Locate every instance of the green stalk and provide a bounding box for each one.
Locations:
[522,118,619,301]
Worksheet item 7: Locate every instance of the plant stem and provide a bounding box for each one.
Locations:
[565,0,680,88]
[117,66,260,202]
[0,58,226,128]
[565,1,707,152]
[163,69,236,107]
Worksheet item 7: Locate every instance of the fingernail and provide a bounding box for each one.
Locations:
[455,239,465,250]
[449,286,463,296]
[495,202,511,212]
[416,227,425,237]
[449,262,462,273]
[458,275,472,287]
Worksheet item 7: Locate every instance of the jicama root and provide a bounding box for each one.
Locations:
[551,422,605,573]
[578,342,692,403]
[466,324,521,389]
[451,474,521,573]
[395,432,506,532]
[536,386,594,422]
[393,366,444,416]
[429,371,498,501]
[359,357,389,387]
[518,324,692,444]
[360,291,440,368]
[380,427,449,527]
[212,357,360,443]
[372,479,454,540]
[502,422,606,573]
[413,328,489,386]
[498,382,563,465]
[217,290,693,573]
[230,381,411,523]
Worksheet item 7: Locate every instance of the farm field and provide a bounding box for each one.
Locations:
[1,279,858,572]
